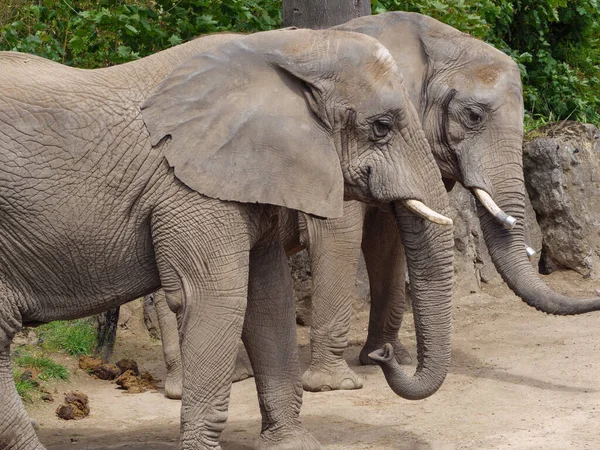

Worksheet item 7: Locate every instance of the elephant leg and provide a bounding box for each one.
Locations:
[153,290,183,400]
[0,313,45,449]
[359,207,412,366]
[153,289,254,401]
[152,206,251,449]
[242,229,320,450]
[302,201,366,392]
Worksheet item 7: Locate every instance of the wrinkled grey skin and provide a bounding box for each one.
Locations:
[156,12,600,397]
[0,28,454,449]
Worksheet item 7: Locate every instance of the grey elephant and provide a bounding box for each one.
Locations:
[0,28,455,450]
[300,11,600,391]
[148,11,600,398]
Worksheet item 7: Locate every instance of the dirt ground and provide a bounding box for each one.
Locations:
[28,270,600,450]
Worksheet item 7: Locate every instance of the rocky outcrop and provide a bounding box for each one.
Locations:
[523,121,600,278]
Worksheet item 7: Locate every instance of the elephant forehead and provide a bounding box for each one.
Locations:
[476,66,501,85]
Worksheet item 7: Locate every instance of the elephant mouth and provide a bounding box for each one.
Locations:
[442,177,456,192]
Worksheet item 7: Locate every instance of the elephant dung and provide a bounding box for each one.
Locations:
[55,391,90,420]
[116,358,139,376]
[116,369,159,394]
[523,121,600,278]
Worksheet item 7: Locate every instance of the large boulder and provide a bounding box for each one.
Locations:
[523,121,600,278]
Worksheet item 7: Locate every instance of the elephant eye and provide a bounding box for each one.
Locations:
[466,108,484,126]
[372,118,392,139]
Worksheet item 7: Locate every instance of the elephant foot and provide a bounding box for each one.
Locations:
[164,370,182,400]
[359,339,412,366]
[257,426,321,450]
[302,360,363,392]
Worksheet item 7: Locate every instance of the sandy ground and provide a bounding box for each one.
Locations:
[28,270,600,450]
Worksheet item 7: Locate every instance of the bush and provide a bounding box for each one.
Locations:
[36,319,97,356]
[0,0,281,68]
[373,0,600,126]
[1,1,597,126]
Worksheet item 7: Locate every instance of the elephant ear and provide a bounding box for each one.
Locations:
[141,30,343,218]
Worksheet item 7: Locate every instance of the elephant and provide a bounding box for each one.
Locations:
[0,28,455,450]
[145,11,600,399]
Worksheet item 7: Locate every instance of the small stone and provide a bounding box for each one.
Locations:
[41,390,54,402]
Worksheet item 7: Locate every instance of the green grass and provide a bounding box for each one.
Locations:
[11,349,70,402]
[12,369,37,402]
[12,352,69,381]
[36,319,97,356]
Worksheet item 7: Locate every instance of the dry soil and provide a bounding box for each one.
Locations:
[29,270,600,450]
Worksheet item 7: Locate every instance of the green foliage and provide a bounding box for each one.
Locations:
[373,0,600,125]
[1,1,597,125]
[36,319,97,356]
[0,0,281,68]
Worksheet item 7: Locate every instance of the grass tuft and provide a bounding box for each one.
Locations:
[36,319,97,356]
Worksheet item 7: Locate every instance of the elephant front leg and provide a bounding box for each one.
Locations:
[153,216,251,449]
[301,201,366,392]
[242,231,320,450]
[360,207,412,366]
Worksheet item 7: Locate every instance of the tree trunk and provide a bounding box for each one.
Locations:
[95,307,120,362]
[282,0,371,29]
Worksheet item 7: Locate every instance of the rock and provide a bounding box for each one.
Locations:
[55,391,90,420]
[523,121,600,278]
[116,359,139,376]
[41,389,54,402]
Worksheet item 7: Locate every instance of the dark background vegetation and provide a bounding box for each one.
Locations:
[0,1,598,127]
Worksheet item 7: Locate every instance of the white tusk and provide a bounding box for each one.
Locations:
[473,188,517,230]
[402,199,453,226]
[526,246,536,260]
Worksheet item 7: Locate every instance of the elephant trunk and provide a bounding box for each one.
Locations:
[479,203,600,315]
[370,201,454,400]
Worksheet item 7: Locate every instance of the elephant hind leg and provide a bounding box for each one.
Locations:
[301,201,366,392]
[242,228,319,449]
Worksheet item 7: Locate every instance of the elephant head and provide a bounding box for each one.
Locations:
[142,28,455,400]
[337,12,600,315]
